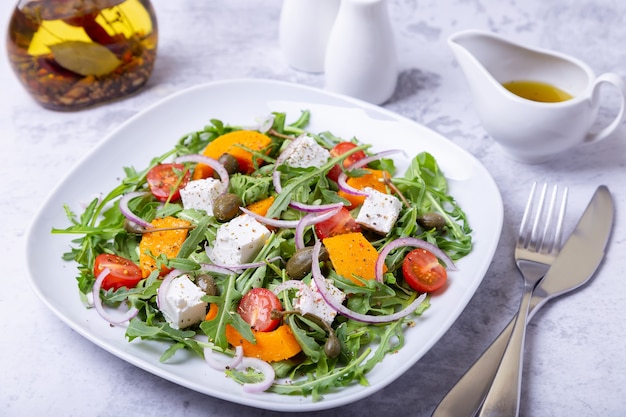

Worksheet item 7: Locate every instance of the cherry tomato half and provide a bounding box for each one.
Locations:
[237,288,283,332]
[146,163,191,202]
[402,248,448,293]
[327,142,367,182]
[314,206,361,239]
[94,253,143,290]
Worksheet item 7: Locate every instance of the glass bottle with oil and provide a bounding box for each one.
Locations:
[6,0,158,110]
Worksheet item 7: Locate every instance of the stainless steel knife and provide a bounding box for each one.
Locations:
[431,185,614,417]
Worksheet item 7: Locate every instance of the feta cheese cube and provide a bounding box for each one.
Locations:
[160,274,208,329]
[282,135,330,168]
[180,178,226,214]
[294,279,346,324]
[356,188,402,234]
[209,214,271,266]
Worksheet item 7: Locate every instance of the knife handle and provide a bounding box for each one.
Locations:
[477,286,535,417]
[431,290,548,417]
[431,315,516,417]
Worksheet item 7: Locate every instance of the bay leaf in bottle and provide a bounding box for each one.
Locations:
[49,41,122,76]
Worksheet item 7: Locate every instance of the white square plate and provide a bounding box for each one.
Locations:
[25,79,502,412]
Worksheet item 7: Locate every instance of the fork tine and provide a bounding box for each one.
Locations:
[538,184,558,253]
[518,182,537,248]
[529,183,548,250]
[551,186,568,253]
[554,187,569,249]
[534,184,568,255]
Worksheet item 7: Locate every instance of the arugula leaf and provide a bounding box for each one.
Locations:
[392,151,472,260]
[267,144,370,218]
[126,319,203,362]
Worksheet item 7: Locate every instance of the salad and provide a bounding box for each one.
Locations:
[53,110,472,399]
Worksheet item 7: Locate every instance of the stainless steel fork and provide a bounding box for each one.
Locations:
[477,182,568,417]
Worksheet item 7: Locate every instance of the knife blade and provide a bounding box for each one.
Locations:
[431,185,614,417]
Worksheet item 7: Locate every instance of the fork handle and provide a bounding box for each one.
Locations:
[430,317,516,417]
[431,289,549,417]
[477,286,534,417]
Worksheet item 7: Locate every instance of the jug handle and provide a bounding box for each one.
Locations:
[585,72,626,143]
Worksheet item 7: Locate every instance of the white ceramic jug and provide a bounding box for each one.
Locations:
[324,0,398,105]
[279,0,339,73]
[448,29,626,163]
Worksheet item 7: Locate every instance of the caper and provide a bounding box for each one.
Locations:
[196,274,218,296]
[417,212,446,231]
[218,153,240,175]
[123,218,146,234]
[324,333,341,358]
[286,246,330,280]
[212,193,243,222]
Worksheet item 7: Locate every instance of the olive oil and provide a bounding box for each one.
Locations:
[7,0,158,110]
[502,80,573,103]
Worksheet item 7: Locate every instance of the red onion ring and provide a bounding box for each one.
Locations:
[257,114,275,134]
[237,357,276,393]
[118,191,153,229]
[375,237,457,283]
[239,207,300,229]
[272,135,305,194]
[336,149,405,197]
[272,134,327,198]
[349,149,406,170]
[92,268,139,326]
[271,169,283,195]
[294,206,342,250]
[204,345,243,371]
[175,154,229,192]
[310,241,428,324]
[156,269,182,310]
[336,172,370,197]
[202,256,283,273]
[289,201,344,213]
[199,263,239,275]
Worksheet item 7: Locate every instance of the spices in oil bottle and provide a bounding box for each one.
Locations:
[6,0,158,110]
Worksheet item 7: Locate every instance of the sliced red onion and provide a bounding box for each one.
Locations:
[237,357,275,393]
[289,201,345,213]
[336,149,406,197]
[239,207,300,229]
[349,149,406,170]
[256,114,275,134]
[272,133,320,195]
[375,237,458,283]
[199,263,239,275]
[272,169,283,195]
[336,172,370,197]
[272,137,300,195]
[156,269,182,310]
[202,256,283,273]
[294,206,342,250]
[311,241,428,324]
[175,154,229,191]
[204,345,243,371]
[92,268,139,326]
[119,191,153,229]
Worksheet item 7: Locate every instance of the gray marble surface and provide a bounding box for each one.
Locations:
[2,1,625,416]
